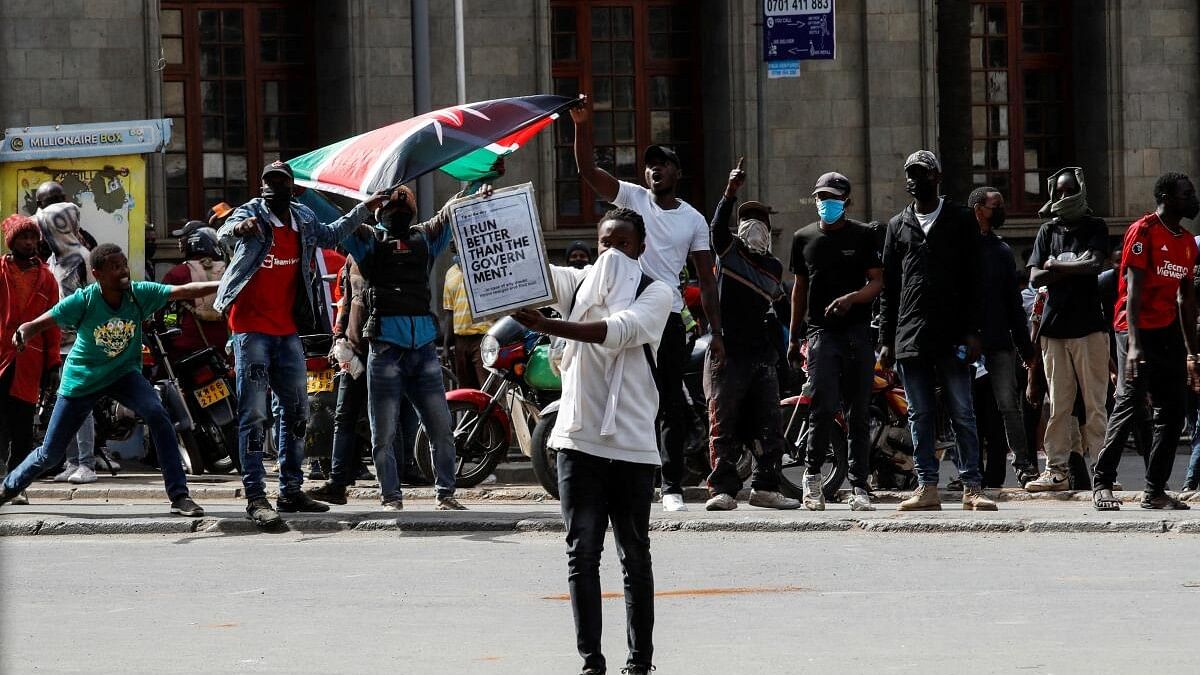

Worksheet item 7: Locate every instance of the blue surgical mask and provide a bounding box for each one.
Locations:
[816,198,845,224]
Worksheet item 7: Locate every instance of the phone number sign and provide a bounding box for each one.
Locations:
[763,0,835,68]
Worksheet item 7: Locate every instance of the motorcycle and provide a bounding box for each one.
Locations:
[416,316,560,488]
[301,334,338,476]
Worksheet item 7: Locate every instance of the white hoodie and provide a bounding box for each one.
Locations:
[547,249,671,465]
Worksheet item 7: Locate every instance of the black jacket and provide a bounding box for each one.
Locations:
[979,231,1035,358]
[879,200,983,360]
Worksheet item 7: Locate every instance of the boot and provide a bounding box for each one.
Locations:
[897,484,942,511]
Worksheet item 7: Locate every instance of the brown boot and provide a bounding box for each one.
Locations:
[897,485,942,511]
[962,486,998,511]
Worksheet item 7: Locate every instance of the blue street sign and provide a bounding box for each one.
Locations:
[763,0,836,64]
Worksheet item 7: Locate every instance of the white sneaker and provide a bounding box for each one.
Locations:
[53,463,79,482]
[705,493,738,511]
[662,493,687,512]
[748,489,801,510]
[848,487,875,511]
[1024,470,1069,492]
[67,465,98,484]
[802,473,825,511]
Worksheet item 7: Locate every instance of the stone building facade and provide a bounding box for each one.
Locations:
[1,0,1197,270]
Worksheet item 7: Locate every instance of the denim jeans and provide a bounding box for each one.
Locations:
[65,412,96,469]
[3,371,188,499]
[557,448,656,673]
[1188,423,1200,488]
[897,354,983,487]
[367,341,456,501]
[233,332,307,500]
[328,370,416,487]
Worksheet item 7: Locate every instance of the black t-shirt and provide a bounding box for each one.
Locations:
[790,219,882,330]
[1026,216,1111,339]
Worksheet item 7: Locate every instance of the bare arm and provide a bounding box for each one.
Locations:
[569,97,619,202]
[12,310,58,350]
[167,280,221,301]
[789,275,808,342]
[1124,265,1145,378]
[513,308,607,344]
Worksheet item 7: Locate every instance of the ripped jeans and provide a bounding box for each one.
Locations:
[232,332,308,500]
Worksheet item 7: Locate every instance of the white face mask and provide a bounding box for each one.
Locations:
[737,218,771,254]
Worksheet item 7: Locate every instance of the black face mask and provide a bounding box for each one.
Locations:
[378,208,413,237]
[906,177,938,202]
[990,207,1006,229]
[261,185,290,208]
[567,259,589,270]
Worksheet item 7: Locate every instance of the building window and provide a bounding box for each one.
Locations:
[969,0,1071,214]
[161,2,314,230]
[550,1,703,226]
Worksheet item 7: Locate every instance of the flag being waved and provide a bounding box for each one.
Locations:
[289,95,576,199]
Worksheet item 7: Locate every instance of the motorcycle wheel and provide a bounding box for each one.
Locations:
[530,411,559,499]
[415,400,506,488]
[176,429,206,476]
[776,402,848,502]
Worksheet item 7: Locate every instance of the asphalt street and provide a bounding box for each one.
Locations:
[4,530,1200,674]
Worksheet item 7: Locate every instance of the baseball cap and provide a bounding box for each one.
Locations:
[903,150,941,173]
[812,172,852,197]
[261,160,294,180]
[737,200,773,224]
[643,145,680,168]
[170,219,207,238]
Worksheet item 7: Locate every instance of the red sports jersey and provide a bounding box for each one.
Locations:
[228,216,301,336]
[1114,213,1197,332]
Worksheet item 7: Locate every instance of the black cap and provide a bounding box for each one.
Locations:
[643,145,680,168]
[812,172,852,197]
[170,219,207,238]
[262,160,294,180]
[737,201,772,224]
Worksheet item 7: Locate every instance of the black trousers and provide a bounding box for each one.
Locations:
[1093,327,1186,493]
[704,351,783,496]
[0,367,37,476]
[655,313,688,494]
[557,448,655,673]
[805,324,874,489]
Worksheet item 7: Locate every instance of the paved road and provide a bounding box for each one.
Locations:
[5,530,1200,674]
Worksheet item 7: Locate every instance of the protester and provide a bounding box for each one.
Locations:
[571,96,720,512]
[160,224,229,357]
[309,184,469,512]
[701,159,800,512]
[1,244,217,515]
[442,248,493,390]
[215,161,388,527]
[1092,173,1200,510]
[1025,168,1111,491]
[788,171,882,510]
[968,186,1039,486]
[0,215,61,505]
[513,208,670,675]
[565,240,592,269]
[879,150,996,511]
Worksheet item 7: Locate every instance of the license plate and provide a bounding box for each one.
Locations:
[194,380,230,408]
[307,369,335,394]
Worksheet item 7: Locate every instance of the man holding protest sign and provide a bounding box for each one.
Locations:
[571,95,721,512]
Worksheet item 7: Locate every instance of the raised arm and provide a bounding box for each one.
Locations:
[570,96,619,203]
[710,158,746,256]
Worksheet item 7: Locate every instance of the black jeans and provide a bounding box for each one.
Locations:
[655,313,688,495]
[557,448,655,673]
[1094,327,1186,493]
[805,324,874,489]
[0,367,37,478]
[704,351,783,496]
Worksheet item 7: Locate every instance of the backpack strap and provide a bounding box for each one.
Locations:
[567,271,660,387]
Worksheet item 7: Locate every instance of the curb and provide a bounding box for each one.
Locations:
[2,513,1196,537]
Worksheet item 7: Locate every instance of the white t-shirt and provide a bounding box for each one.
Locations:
[914,197,945,234]
[613,181,710,312]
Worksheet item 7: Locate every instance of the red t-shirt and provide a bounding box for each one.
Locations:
[1114,213,1197,332]
[228,217,301,336]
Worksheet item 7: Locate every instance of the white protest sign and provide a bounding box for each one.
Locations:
[449,182,556,320]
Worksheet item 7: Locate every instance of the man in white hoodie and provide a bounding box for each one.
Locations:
[513,207,670,675]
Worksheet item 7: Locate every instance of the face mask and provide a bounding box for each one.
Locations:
[568,259,589,270]
[377,207,413,236]
[261,185,290,208]
[816,199,845,224]
[989,207,1006,230]
[737,218,772,255]
[905,177,938,202]
[1039,168,1089,222]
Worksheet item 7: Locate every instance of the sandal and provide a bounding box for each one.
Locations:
[1141,492,1191,510]
[1093,488,1121,511]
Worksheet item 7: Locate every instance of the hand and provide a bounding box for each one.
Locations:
[879,345,895,370]
[478,184,494,199]
[12,323,28,351]
[513,308,547,331]
[965,334,982,363]
[825,293,854,318]
[708,333,725,364]
[1043,257,1055,271]
[1025,381,1039,406]
[234,217,259,237]
[787,339,802,370]
[724,157,746,198]
[364,190,391,211]
[1125,342,1144,382]
[569,94,590,125]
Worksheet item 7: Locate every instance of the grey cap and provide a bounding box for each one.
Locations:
[904,150,941,173]
[170,219,207,238]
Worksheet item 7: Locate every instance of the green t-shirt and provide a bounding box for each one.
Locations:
[51,282,173,398]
